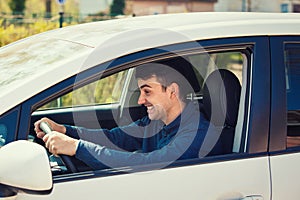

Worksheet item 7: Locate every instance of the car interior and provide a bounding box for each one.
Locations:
[201,69,241,156]
[29,50,245,175]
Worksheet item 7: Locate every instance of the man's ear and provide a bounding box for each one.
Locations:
[169,83,180,97]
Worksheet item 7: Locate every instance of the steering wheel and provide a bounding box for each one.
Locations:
[40,122,78,173]
[60,155,78,173]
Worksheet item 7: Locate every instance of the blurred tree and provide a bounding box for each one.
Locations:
[45,0,52,18]
[0,0,11,13]
[9,0,26,15]
[110,0,125,16]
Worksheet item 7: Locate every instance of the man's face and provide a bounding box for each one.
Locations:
[137,76,172,123]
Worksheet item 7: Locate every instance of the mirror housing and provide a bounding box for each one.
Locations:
[0,140,52,192]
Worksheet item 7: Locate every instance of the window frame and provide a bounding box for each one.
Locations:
[269,36,300,153]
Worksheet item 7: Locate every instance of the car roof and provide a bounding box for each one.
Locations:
[1,12,300,115]
[45,12,300,47]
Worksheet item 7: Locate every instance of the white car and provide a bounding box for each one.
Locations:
[0,12,300,200]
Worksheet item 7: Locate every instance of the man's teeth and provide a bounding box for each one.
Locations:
[147,106,154,110]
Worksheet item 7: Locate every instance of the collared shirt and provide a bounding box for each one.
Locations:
[65,102,219,171]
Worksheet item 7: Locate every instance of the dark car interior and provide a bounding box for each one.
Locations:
[29,52,244,175]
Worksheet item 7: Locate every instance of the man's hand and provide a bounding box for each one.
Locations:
[34,117,66,139]
[43,131,79,156]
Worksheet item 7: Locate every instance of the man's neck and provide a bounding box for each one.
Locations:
[165,101,186,125]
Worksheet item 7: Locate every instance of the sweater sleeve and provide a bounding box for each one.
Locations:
[64,117,150,151]
[74,117,210,172]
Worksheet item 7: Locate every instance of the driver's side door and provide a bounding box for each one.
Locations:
[17,37,271,200]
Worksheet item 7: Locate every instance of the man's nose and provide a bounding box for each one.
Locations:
[137,94,146,105]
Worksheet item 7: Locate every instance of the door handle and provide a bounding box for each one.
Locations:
[241,195,263,200]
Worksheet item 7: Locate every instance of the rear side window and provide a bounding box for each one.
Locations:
[285,44,300,148]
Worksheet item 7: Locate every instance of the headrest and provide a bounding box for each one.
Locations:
[202,69,241,127]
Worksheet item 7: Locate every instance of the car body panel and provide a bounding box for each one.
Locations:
[270,153,300,200]
[17,157,270,200]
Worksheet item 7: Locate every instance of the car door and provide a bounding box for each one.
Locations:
[17,37,271,200]
[269,36,300,199]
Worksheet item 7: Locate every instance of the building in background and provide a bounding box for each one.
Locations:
[78,0,113,17]
[280,0,300,12]
[215,0,300,12]
[126,0,217,16]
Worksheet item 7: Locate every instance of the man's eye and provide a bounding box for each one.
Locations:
[144,90,151,95]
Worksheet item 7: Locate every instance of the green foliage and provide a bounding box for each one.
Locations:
[0,20,59,47]
[110,0,125,16]
[9,0,26,14]
[40,71,127,110]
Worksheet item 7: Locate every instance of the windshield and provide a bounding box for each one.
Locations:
[0,36,91,93]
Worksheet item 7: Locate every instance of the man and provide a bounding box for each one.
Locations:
[34,58,217,171]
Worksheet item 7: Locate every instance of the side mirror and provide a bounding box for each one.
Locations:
[0,140,52,196]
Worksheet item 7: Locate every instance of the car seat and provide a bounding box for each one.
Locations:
[201,69,241,156]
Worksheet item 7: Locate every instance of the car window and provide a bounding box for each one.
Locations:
[30,46,248,175]
[187,51,245,154]
[0,108,19,147]
[188,51,243,86]
[39,70,128,110]
[285,44,300,148]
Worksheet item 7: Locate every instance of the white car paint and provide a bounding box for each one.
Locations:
[17,157,270,200]
[270,153,300,200]
[0,141,52,191]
